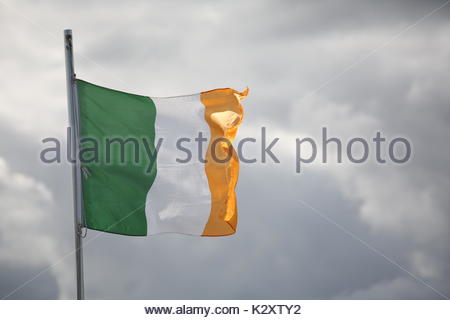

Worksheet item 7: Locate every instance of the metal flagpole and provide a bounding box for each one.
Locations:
[64,29,85,300]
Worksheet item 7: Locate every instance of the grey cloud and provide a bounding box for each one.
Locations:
[0,0,449,299]
[0,264,59,299]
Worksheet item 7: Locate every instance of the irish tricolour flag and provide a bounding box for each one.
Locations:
[77,80,248,237]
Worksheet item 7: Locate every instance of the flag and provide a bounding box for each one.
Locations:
[76,80,248,236]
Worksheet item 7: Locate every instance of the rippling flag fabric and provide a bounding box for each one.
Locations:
[77,80,248,236]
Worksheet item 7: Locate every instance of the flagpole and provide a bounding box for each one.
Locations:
[64,29,85,300]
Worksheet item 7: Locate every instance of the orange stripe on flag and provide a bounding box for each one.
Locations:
[200,88,248,236]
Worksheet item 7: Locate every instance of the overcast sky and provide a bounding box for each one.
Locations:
[0,0,449,299]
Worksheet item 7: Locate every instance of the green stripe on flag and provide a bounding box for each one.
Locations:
[77,80,157,236]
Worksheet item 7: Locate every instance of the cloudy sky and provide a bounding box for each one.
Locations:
[0,0,449,299]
